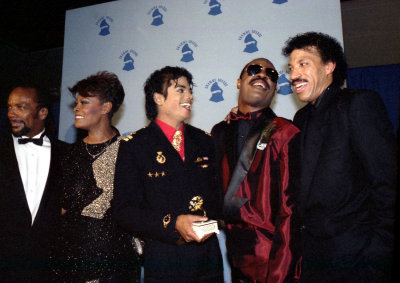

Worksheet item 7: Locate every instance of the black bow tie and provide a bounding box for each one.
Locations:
[18,133,45,146]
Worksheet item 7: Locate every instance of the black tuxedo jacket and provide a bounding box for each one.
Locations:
[293,87,396,281]
[0,132,68,282]
[113,121,223,282]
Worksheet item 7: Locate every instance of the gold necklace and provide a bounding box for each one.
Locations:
[85,137,113,159]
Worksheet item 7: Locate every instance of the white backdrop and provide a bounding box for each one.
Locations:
[59,0,343,142]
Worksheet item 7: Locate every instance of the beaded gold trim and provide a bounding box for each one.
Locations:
[81,137,122,219]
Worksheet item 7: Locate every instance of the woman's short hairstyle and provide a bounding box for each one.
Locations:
[69,71,125,119]
[144,66,193,120]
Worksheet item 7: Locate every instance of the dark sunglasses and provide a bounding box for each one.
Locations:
[246,64,279,83]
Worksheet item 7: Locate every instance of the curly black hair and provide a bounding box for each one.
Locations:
[69,71,125,119]
[282,31,347,87]
[144,66,193,120]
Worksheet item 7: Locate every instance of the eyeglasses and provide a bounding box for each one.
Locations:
[246,64,279,83]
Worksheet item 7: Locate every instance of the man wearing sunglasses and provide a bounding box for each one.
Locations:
[282,32,396,282]
[212,58,300,282]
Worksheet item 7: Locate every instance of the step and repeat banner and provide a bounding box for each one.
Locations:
[59,0,343,142]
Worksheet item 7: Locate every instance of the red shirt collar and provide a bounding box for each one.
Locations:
[155,119,183,140]
[155,119,185,160]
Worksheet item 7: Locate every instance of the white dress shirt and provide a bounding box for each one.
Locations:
[12,130,51,224]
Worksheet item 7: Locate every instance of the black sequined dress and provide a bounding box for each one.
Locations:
[59,135,140,282]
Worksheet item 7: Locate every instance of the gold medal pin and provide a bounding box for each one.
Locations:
[156,151,166,164]
[189,196,206,217]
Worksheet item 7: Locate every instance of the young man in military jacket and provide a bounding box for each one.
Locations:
[113,66,223,283]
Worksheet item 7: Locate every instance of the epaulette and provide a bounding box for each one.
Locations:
[122,126,147,142]
[122,131,136,141]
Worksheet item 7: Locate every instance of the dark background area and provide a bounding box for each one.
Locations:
[0,0,116,107]
[0,0,115,52]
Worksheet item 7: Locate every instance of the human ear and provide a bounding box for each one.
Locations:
[325,61,336,75]
[38,107,48,120]
[102,102,112,114]
[154,93,165,105]
[237,78,242,90]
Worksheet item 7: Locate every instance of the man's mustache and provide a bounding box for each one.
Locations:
[10,119,25,126]
[291,78,308,86]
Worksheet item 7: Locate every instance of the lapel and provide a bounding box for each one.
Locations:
[223,108,275,215]
[297,87,340,209]
[295,103,313,168]
[147,121,184,164]
[183,124,200,165]
[34,135,58,225]
[223,121,238,173]
[2,134,32,219]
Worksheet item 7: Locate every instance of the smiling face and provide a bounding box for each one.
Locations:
[237,58,277,113]
[154,76,193,129]
[288,47,335,104]
[7,87,47,137]
[73,94,110,131]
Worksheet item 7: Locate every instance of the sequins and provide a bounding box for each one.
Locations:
[81,137,121,219]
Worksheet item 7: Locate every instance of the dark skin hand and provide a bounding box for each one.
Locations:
[224,106,238,124]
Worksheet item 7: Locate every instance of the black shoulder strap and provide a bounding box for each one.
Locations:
[223,120,275,218]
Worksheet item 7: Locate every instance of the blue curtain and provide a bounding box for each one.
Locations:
[347,64,400,134]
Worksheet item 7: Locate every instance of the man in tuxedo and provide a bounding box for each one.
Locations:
[113,66,223,282]
[0,84,67,282]
[282,32,397,282]
[212,58,300,282]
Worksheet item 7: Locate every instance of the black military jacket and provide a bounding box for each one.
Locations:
[113,121,222,282]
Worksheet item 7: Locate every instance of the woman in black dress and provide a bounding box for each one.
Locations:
[58,71,140,282]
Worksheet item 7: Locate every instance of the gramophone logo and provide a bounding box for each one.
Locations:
[205,78,228,103]
[176,40,198,63]
[119,50,138,71]
[204,0,222,16]
[272,0,288,4]
[238,30,262,53]
[277,72,293,95]
[96,16,113,36]
[148,5,167,26]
